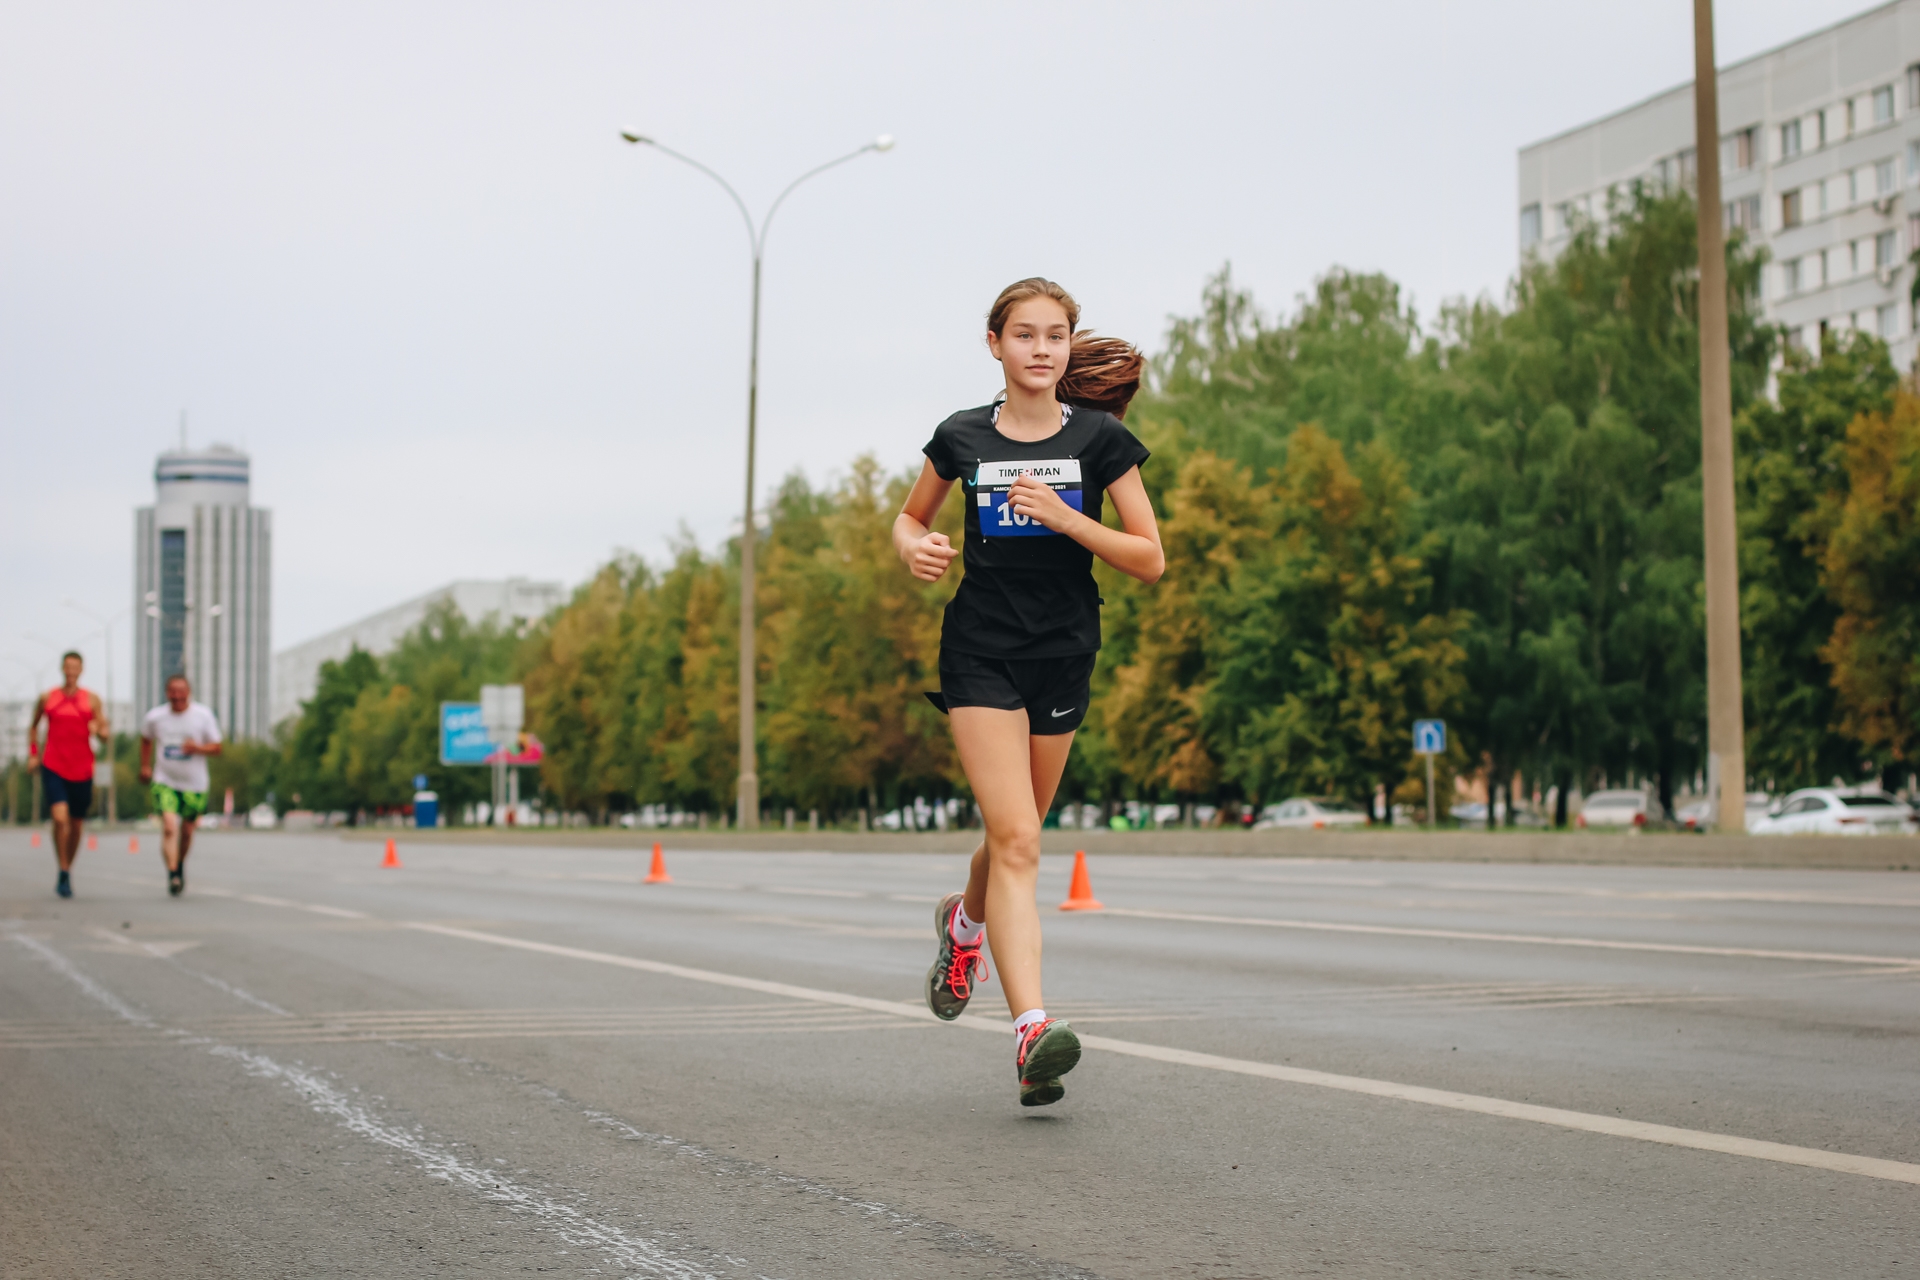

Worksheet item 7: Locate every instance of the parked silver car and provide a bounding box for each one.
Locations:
[1254,797,1370,830]
[1748,789,1916,836]
[1576,789,1648,829]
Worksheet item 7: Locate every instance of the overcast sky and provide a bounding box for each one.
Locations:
[0,0,1880,707]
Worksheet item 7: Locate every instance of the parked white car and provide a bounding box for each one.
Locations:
[1254,797,1369,830]
[1749,789,1916,836]
[1576,790,1648,828]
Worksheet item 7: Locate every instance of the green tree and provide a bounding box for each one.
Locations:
[1821,388,1920,781]
[283,647,380,812]
[1736,332,1897,790]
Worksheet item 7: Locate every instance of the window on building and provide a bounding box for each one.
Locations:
[1879,158,1897,195]
[1782,188,1802,228]
[1909,214,1920,257]
[1817,109,1829,149]
[1557,201,1580,236]
[1910,65,1920,109]
[1728,126,1756,171]
[1878,229,1898,268]
[1519,204,1542,248]
[1880,303,1899,339]
[1910,140,1920,186]
[1781,118,1802,158]
[1875,84,1896,125]
[1783,258,1802,294]
[1724,195,1761,234]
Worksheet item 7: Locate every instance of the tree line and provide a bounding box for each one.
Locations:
[54,187,1907,828]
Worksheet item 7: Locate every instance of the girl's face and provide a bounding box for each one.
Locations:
[987,297,1071,396]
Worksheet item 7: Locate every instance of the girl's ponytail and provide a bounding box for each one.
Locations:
[1058,333,1144,419]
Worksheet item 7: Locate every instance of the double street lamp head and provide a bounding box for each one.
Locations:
[620,131,895,153]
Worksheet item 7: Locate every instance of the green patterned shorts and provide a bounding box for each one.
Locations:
[150,784,208,822]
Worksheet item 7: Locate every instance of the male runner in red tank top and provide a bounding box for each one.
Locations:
[28,651,108,899]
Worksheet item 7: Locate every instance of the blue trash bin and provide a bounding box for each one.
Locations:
[413,790,439,829]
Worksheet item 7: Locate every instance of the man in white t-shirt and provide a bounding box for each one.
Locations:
[139,674,223,898]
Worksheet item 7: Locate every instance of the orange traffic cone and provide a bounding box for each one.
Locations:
[644,842,671,884]
[381,837,402,869]
[128,836,139,854]
[1059,849,1104,911]
[87,835,98,852]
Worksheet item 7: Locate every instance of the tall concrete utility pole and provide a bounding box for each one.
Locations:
[1693,0,1747,831]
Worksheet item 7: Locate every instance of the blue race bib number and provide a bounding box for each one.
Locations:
[974,458,1084,539]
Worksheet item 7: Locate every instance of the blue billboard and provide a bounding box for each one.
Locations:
[440,702,495,765]
[439,702,545,766]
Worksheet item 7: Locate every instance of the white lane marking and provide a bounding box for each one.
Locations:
[404,922,950,1024]
[9,933,722,1278]
[213,1047,721,1277]
[1232,874,1920,910]
[83,926,295,1016]
[400,920,1920,1188]
[1097,906,1920,968]
[189,886,371,919]
[12,934,157,1025]
[1066,1033,1920,1187]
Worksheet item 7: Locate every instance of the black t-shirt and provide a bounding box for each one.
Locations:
[923,403,1151,658]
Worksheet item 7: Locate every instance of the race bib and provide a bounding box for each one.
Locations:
[163,743,187,760]
[973,458,1082,538]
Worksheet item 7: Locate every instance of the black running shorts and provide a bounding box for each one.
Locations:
[40,766,93,818]
[930,649,1095,735]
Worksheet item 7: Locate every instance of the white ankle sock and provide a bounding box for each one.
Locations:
[1012,1008,1047,1044]
[949,901,984,946]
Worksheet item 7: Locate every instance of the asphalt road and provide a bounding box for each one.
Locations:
[4,831,1916,1278]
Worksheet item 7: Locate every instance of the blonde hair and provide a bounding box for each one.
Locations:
[986,277,1145,419]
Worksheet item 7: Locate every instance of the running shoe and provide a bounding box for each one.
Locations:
[56,870,72,899]
[1016,1017,1081,1107]
[167,869,183,898]
[925,892,987,1021]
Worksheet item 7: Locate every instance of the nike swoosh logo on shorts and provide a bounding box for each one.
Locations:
[1051,707,1075,718]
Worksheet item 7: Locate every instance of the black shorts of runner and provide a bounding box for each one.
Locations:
[41,767,93,819]
[933,650,1095,735]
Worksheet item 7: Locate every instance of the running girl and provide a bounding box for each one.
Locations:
[894,277,1163,1106]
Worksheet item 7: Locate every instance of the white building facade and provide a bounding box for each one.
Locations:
[1519,0,1920,368]
[270,579,565,727]
[134,446,272,739]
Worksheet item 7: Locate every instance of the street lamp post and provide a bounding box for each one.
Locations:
[620,131,893,830]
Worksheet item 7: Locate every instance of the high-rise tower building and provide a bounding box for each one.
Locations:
[134,445,272,738]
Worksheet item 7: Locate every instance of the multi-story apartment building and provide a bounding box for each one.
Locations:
[270,579,564,726]
[134,445,272,739]
[1519,0,1920,368]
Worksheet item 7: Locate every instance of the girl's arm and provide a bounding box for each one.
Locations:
[1008,466,1164,584]
[893,459,960,582]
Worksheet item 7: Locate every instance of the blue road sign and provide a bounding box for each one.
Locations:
[1413,719,1446,754]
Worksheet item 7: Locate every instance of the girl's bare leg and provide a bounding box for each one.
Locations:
[951,707,1076,1017]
